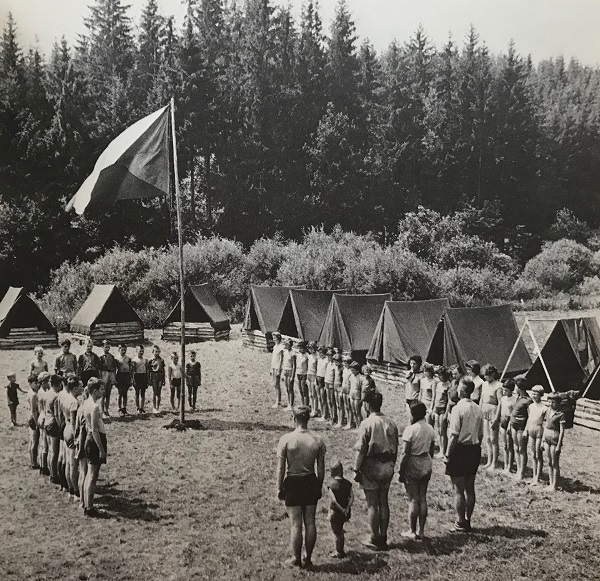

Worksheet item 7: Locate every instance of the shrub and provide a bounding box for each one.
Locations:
[436,234,517,274]
[244,236,288,286]
[519,239,593,293]
[439,267,512,307]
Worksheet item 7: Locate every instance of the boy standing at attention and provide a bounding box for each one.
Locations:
[325,349,337,423]
[115,344,133,416]
[295,342,310,407]
[27,374,40,468]
[55,339,78,377]
[281,339,297,410]
[133,345,149,414]
[327,461,354,558]
[186,351,201,411]
[168,351,183,411]
[78,340,100,388]
[316,347,329,421]
[99,340,117,418]
[149,345,165,414]
[6,372,26,426]
[271,332,284,408]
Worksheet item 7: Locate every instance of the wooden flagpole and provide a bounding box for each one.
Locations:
[170,96,186,425]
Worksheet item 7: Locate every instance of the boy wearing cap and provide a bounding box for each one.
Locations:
[281,339,297,410]
[295,342,310,407]
[99,340,117,418]
[499,379,517,474]
[526,385,547,485]
[544,393,566,491]
[327,461,354,558]
[270,332,284,408]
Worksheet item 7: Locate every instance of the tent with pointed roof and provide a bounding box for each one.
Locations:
[318,293,392,363]
[0,287,58,349]
[162,284,230,342]
[524,317,600,393]
[367,299,449,380]
[426,305,531,376]
[277,289,345,343]
[242,284,304,351]
[70,284,144,345]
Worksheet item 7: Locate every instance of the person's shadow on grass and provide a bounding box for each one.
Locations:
[95,480,161,522]
[311,550,389,574]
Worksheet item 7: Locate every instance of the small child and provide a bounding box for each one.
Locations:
[327,461,354,558]
[186,350,201,411]
[5,372,26,426]
[149,345,165,414]
[99,340,117,418]
[116,344,133,416]
[168,351,182,411]
[432,366,451,457]
[510,377,532,481]
[55,339,78,377]
[133,345,149,414]
[30,346,48,376]
[526,385,547,485]
[27,374,40,468]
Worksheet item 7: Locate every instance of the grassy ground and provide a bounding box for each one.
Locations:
[0,326,599,581]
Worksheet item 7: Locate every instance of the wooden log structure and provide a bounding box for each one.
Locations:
[163,322,229,343]
[72,322,144,346]
[369,361,407,384]
[0,327,58,349]
[242,329,272,352]
[574,398,600,432]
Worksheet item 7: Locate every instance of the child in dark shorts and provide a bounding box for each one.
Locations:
[5,372,26,426]
[186,351,201,411]
[327,461,354,558]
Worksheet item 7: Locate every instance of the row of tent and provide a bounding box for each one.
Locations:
[0,284,231,348]
[242,284,600,400]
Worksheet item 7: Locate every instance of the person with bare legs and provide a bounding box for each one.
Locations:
[526,385,547,485]
[480,364,503,471]
[316,347,329,420]
[499,379,517,474]
[327,461,354,558]
[399,402,435,540]
[281,339,297,410]
[270,332,284,408]
[295,342,310,407]
[510,378,532,481]
[75,386,89,507]
[354,390,398,550]
[276,406,326,569]
[83,378,107,517]
[444,377,483,532]
[306,342,319,415]
[544,393,566,491]
[45,374,63,485]
[405,356,423,416]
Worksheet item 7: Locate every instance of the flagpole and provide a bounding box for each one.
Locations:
[170,96,186,425]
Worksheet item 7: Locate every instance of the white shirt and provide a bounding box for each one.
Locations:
[449,398,483,445]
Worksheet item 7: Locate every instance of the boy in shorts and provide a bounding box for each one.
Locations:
[325,349,337,424]
[37,372,50,474]
[133,345,149,414]
[270,332,284,408]
[333,355,344,427]
[99,340,117,418]
[544,393,566,491]
[116,344,133,415]
[149,345,165,414]
[306,342,318,415]
[281,339,296,410]
[348,362,364,428]
[186,350,201,411]
[327,461,354,558]
[27,374,40,468]
[499,379,517,474]
[341,357,353,430]
[295,342,310,407]
[5,372,26,426]
[168,351,182,411]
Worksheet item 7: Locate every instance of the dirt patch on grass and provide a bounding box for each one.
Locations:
[0,326,599,580]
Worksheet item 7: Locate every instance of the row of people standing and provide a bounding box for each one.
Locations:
[270,333,375,429]
[33,339,202,417]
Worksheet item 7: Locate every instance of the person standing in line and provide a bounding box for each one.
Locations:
[465,360,483,405]
[499,379,518,474]
[510,377,532,481]
[45,374,63,485]
[133,345,149,414]
[54,339,78,377]
[479,364,503,471]
[168,351,182,412]
[444,377,484,533]
[316,347,329,421]
[348,362,364,428]
[525,385,547,485]
[83,378,107,517]
[405,356,423,415]
[324,349,337,424]
[149,345,165,414]
[30,346,48,376]
[186,350,201,412]
[36,372,50,475]
[295,342,310,407]
[281,339,297,410]
[270,332,285,408]
[398,402,435,540]
[99,340,117,418]
[276,406,326,570]
[78,340,101,389]
[27,374,41,468]
[544,393,566,491]
[306,342,319,416]
[419,363,436,426]
[432,366,451,457]
[353,390,399,551]
[115,344,133,416]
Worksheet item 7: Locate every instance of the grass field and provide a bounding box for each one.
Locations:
[0,325,599,581]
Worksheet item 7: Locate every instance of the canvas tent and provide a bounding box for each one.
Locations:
[367,298,449,381]
[162,284,230,342]
[0,287,58,349]
[318,293,392,363]
[70,284,144,345]
[277,289,344,343]
[522,318,600,393]
[242,285,303,351]
[426,305,531,376]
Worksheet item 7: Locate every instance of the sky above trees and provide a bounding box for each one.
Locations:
[4,0,600,65]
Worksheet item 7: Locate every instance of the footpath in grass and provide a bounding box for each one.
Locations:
[0,328,599,581]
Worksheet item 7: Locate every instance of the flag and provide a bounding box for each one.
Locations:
[66,105,170,214]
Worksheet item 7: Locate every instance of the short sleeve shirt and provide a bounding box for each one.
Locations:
[405,371,423,401]
[307,354,318,376]
[354,413,399,458]
[316,357,328,378]
[402,419,435,455]
[511,396,532,423]
[449,398,483,445]
[277,429,326,477]
[295,352,309,375]
[545,409,565,431]
[271,343,285,370]
[325,361,336,384]
[281,350,295,372]
[481,380,502,406]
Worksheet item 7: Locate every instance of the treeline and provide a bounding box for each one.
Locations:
[2,0,600,294]
[40,207,600,329]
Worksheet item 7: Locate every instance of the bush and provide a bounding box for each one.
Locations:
[436,234,517,274]
[519,239,593,293]
[439,267,512,307]
[244,236,288,286]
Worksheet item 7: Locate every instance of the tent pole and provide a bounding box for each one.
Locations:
[500,319,528,381]
[527,322,555,392]
[171,97,186,425]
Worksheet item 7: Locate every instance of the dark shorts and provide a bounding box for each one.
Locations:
[45,421,60,438]
[500,416,510,430]
[81,370,96,387]
[134,373,148,391]
[445,443,481,478]
[282,473,322,507]
[316,377,325,390]
[330,509,351,532]
[171,378,181,392]
[116,372,131,390]
[510,419,527,432]
[85,432,107,466]
[188,376,200,390]
[149,374,163,396]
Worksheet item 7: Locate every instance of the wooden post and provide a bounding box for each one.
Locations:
[171,97,186,425]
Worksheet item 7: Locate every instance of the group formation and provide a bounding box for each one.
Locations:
[4,338,203,517]
[272,341,568,569]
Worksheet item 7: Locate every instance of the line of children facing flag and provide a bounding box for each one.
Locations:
[269,332,567,491]
[5,338,202,517]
